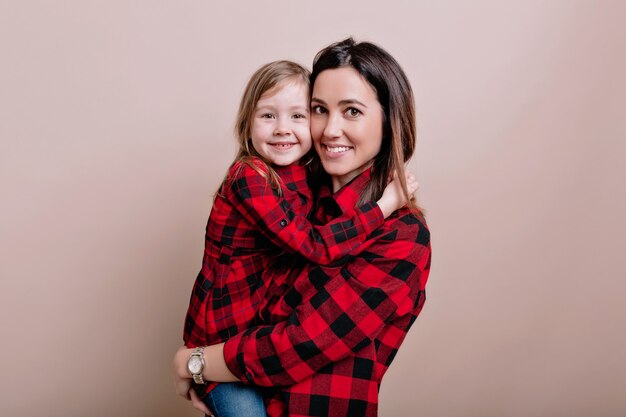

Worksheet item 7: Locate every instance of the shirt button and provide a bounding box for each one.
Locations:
[279,219,288,227]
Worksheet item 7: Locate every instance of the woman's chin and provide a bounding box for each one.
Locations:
[320,164,348,178]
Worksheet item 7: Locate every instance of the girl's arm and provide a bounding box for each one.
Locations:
[225,161,415,265]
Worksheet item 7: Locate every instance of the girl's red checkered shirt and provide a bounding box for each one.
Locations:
[183,158,386,399]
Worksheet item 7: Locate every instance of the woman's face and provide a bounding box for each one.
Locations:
[310,67,384,192]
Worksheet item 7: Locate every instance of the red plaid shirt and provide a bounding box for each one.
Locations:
[223,170,431,417]
[183,158,385,398]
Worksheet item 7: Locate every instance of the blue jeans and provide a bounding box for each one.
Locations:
[202,382,267,417]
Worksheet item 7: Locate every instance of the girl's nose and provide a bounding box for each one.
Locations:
[273,120,291,136]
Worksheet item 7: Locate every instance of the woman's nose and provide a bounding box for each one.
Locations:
[323,113,342,138]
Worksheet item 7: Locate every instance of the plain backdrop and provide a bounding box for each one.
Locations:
[1,1,625,416]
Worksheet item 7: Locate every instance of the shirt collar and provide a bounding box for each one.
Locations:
[275,164,309,192]
[318,169,372,216]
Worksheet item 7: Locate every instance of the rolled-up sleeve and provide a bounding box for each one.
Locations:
[226,162,385,265]
[223,215,431,386]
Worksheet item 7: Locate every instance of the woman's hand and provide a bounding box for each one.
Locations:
[172,345,213,416]
[377,171,419,217]
[172,345,193,400]
[190,388,213,416]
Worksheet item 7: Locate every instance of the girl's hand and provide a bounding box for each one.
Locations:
[377,171,419,217]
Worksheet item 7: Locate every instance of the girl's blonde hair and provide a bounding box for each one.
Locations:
[218,60,310,198]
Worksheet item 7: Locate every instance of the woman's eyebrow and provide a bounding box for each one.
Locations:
[339,99,367,108]
[311,97,368,108]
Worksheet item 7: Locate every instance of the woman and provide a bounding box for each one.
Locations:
[173,38,431,417]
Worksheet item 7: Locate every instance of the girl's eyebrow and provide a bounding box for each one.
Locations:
[256,103,308,108]
[311,97,368,108]
[289,106,310,114]
[255,105,309,114]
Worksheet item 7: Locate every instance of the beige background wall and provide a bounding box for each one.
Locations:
[1,1,625,416]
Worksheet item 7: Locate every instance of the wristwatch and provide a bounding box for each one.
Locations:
[187,347,206,384]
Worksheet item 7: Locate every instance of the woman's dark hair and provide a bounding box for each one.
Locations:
[310,38,418,210]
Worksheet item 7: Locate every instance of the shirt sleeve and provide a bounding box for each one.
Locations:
[225,162,385,265]
[222,214,431,386]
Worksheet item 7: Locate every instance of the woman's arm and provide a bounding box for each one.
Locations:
[171,215,429,387]
[225,161,412,265]
[192,213,430,386]
[173,344,235,383]
[172,345,229,416]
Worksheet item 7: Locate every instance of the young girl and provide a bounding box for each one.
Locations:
[182,60,416,417]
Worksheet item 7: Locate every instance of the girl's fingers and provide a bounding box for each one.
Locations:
[404,172,419,194]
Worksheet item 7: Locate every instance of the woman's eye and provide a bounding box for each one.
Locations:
[345,107,361,117]
[311,105,327,115]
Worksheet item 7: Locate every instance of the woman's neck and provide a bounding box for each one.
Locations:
[330,162,372,193]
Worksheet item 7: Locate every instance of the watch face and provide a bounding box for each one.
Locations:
[188,356,202,374]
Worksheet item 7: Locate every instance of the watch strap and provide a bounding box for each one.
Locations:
[189,347,206,384]
[192,373,205,384]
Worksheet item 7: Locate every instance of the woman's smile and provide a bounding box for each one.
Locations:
[321,144,355,157]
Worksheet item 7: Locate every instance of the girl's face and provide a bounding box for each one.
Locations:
[310,67,384,192]
[250,80,312,166]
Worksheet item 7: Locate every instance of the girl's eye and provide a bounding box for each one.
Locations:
[345,107,361,118]
[260,113,275,119]
[292,113,307,119]
[311,105,327,115]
